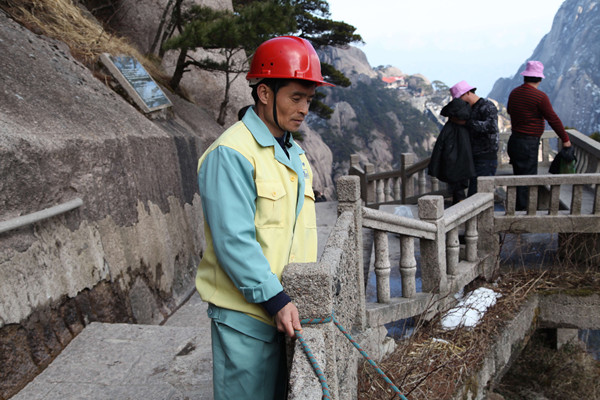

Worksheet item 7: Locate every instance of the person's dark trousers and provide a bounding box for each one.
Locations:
[468,157,498,197]
[449,180,469,205]
[507,134,540,210]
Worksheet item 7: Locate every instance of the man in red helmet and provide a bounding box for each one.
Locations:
[195,36,333,399]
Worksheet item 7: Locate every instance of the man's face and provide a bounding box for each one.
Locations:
[460,91,475,106]
[266,81,316,136]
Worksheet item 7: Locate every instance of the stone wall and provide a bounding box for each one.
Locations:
[0,10,221,399]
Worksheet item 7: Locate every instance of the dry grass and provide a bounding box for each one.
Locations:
[496,331,600,400]
[1,0,169,83]
[358,267,600,400]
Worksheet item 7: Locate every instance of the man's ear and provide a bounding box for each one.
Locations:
[256,83,270,105]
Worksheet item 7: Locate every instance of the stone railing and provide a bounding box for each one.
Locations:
[496,130,557,171]
[349,153,446,207]
[350,129,598,208]
[284,171,600,399]
[566,129,600,174]
[478,174,600,230]
[284,176,365,400]
[283,176,496,400]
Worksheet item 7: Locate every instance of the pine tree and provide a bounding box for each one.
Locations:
[163,3,296,125]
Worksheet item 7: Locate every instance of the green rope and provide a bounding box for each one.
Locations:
[296,312,408,400]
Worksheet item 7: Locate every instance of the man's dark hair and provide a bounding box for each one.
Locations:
[524,76,542,83]
[237,105,252,120]
[251,78,316,103]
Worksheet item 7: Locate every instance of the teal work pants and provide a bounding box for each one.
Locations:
[210,316,288,400]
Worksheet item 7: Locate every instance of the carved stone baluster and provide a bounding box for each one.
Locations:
[393,177,401,201]
[400,236,417,298]
[571,184,583,215]
[465,217,478,262]
[374,230,390,303]
[446,227,459,275]
[385,178,393,202]
[402,153,414,202]
[376,180,385,204]
[431,177,439,191]
[366,163,375,205]
[418,170,426,196]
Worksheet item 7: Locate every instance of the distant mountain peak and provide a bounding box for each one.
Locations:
[488,0,600,134]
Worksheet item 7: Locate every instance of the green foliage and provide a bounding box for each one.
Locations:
[163,3,297,124]
[291,131,304,142]
[164,4,295,57]
[309,91,333,119]
[432,80,449,92]
[320,62,350,87]
[288,0,363,47]
[589,131,600,142]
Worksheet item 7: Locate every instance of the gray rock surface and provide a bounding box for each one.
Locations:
[488,0,600,134]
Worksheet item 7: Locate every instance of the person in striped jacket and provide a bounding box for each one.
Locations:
[507,60,572,210]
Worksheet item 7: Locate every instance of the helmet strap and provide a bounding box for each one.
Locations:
[271,80,285,134]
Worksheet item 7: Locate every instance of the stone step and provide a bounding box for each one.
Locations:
[12,318,213,400]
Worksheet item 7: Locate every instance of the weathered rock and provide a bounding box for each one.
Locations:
[0,6,221,397]
[488,0,600,134]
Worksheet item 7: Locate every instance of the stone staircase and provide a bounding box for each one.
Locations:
[12,292,213,400]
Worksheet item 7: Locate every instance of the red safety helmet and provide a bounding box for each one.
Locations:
[247,36,334,87]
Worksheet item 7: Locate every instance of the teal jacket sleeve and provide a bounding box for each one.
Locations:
[198,146,284,303]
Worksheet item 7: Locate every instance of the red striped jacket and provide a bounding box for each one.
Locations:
[507,83,570,143]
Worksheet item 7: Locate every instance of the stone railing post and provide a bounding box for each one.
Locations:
[477,177,499,279]
[336,175,366,329]
[348,154,367,204]
[374,230,390,303]
[365,163,375,205]
[418,195,448,294]
[446,227,459,275]
[283,261,336,400]
[400,236,417,298]
[401,153,415,203]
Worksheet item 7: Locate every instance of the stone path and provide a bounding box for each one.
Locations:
[12,202,339,400]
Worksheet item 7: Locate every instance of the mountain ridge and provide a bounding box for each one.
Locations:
[489,0,600,135]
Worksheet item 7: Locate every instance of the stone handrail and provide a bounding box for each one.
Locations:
[566,129,600,174]
[284,177,365,400]
[478,174,600,232]
[284,130,600,399]
[283,177,497,399]
[350,129,597,208]
[361,192,496,328]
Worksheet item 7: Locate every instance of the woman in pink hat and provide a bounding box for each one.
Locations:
[449,80,499,198]
[506,60,572,210]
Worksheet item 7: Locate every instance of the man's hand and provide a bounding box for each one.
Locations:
[563,140,572,147]
[274,302,302,339]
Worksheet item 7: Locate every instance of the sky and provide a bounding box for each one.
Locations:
[326,0,565,96]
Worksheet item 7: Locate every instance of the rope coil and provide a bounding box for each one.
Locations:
[296,312,408,400]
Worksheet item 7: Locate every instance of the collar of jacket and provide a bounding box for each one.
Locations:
[242,107,305,159]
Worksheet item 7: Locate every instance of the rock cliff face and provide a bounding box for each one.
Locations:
[0,6,220,397]
[307,45,442,188]
[488,0,600,135]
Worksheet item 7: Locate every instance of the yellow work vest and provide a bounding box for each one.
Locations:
[196,121,317,325]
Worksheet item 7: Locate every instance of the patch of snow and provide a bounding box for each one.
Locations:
[441,287,502,330]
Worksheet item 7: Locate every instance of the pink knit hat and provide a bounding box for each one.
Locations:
[450,80,476,99]
[520,61,545,78]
